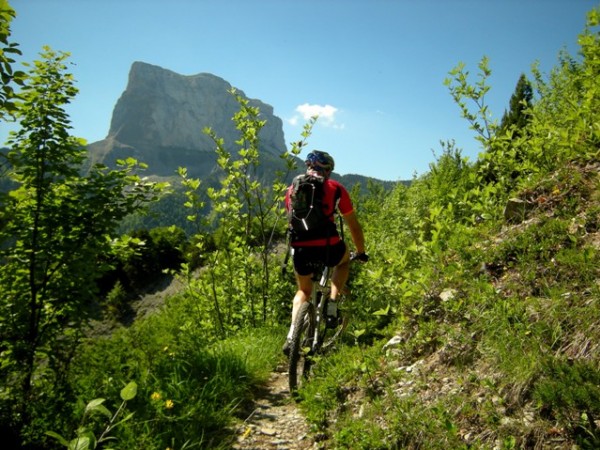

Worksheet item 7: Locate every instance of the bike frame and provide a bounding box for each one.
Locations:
[309,263,332,354]
[287,251,357,394]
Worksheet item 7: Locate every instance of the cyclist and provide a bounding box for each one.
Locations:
[283,150,368,355]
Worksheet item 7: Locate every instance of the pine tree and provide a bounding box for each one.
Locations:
[500,73,533,136]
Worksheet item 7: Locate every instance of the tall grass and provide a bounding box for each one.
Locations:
[62,307,285,449]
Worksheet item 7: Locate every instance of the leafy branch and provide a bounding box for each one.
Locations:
[444,56,498,146]
[47,381,138,450]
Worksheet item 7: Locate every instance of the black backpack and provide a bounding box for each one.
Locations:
[288,173,338,241]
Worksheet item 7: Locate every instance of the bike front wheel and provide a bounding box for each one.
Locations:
[288,301,316,394]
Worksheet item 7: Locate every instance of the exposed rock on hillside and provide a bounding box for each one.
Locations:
[86,62,286,178]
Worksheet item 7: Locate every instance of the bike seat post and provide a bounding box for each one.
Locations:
[319,266,330,287]
[310,262,322,283]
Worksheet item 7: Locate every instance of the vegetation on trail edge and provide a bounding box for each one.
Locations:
[1,1,599,448]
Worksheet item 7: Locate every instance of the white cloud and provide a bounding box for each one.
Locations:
[287,103,343,129]
[296,103,337,122]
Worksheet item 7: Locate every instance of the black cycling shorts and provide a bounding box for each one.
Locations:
[292,241,347,276]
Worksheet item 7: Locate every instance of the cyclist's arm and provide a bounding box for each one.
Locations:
[342,211,365,254]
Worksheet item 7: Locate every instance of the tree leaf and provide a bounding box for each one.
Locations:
[68,436,91,450]
[85,398,111,419]
[373,304,391,316]
[46,431,69,446]
[120,381,138,401]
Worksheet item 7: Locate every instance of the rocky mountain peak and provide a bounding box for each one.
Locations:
[87,62,286,178]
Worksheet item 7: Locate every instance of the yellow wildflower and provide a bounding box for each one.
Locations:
[165,399,174,409]
[150,392,162,401]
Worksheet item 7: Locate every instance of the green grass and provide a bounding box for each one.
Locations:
[62,320,285,449]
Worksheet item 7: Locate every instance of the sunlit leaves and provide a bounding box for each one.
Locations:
[445,56,498,145]
[180,89,301,335]
[0,0,25,120]
[0,46,165,432]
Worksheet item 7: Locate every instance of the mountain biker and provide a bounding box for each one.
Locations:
[283,150,368,355]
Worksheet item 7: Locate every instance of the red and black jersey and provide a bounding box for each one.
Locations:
[285,177,353,247]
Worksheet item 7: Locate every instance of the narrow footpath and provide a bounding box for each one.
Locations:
[230,365,316,450]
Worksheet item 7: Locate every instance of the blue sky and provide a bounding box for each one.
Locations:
[3,0,598,181]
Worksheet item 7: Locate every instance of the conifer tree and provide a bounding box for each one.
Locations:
[499,73,533,136]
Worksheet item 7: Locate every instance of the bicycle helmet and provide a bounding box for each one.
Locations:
[305,150,335,172]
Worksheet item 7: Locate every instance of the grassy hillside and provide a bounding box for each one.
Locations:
[298,159,600,449]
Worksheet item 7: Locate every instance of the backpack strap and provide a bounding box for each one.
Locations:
[324,184,342,263]
[281,228,292,275]
[332,185,343,240]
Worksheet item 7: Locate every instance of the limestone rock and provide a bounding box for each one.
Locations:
[87,62,286,178]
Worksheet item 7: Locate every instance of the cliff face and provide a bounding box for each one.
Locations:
[87,62,286,178]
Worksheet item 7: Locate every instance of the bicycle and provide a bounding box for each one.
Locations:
[287,253,360,395]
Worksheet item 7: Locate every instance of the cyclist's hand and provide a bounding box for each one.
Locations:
[352,252,369,263]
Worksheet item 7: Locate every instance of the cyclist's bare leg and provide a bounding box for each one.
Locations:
[287,273,313,339]
[330,245,351,300]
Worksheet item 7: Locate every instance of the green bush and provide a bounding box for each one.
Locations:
[534,359,600,447]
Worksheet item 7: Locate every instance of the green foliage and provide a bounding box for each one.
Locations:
[178,89,303,337]
[0,45,165,445]
[105,280,129,319]
[118,188,203,236]
[120,226,186,289]
[1,4,599,449]
[529,8,600,170]
[296,6,600,449]
[444,56,498,145]
[65,317,283,449]
[0,0,25,120]
[534,359,600,447]
[499,73,533,135]
[95,225,187,317]
[47,381,138,450]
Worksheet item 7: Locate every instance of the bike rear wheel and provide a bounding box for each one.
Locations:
[288,301,316,394]
[321,313,348,351]
[315,294,350,353]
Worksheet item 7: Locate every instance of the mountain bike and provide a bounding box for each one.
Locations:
[287,253,359,395]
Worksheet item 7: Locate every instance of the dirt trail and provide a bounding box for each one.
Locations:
[230,365,316,450]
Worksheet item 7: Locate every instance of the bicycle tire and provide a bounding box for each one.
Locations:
[314,292,330,352]
[288,301,316,394]
[321,314,348,351]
